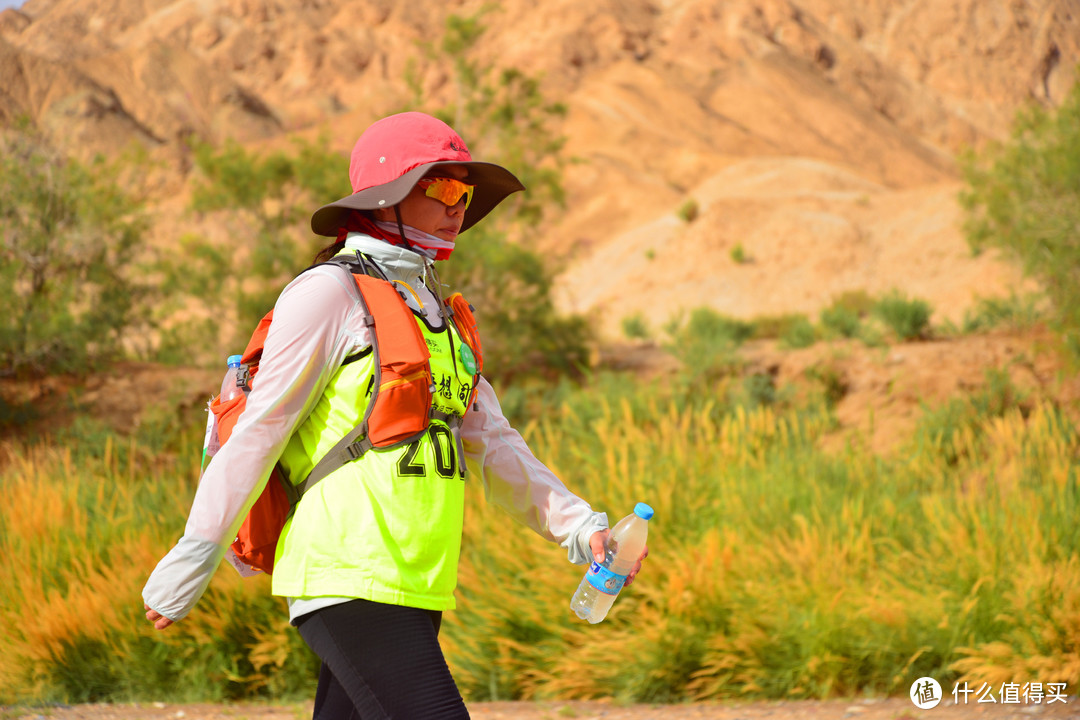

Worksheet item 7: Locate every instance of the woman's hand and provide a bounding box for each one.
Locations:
[144,604,174,631]
[588,530,650,587]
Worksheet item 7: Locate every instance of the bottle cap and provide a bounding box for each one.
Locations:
[634,502,654,520]
[227,354,244,367]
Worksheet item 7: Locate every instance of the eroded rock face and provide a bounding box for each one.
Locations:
[1,0,1076,333]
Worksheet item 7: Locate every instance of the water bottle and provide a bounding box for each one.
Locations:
[202,355,246,469]
[570,502,654,623]
[219,354,246,401]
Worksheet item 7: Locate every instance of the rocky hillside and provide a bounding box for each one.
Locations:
[2,0,1078,338]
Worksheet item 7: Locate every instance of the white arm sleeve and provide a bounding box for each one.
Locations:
[142,267,371,621]
[460,377,608,565]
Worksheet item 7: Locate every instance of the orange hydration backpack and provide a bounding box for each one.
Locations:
[204,258,482,575]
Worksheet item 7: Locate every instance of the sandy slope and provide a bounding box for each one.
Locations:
[1,0,1077,337]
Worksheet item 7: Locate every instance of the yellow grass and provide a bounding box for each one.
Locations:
[1,395,1076,703]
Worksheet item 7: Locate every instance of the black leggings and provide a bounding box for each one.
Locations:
[295,599,469,720]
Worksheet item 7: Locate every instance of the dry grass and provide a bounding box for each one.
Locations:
[1,386,1077,704]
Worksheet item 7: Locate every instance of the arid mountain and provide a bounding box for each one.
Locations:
[2,0,1078,339]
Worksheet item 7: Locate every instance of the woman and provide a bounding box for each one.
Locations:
[142,112,646,719]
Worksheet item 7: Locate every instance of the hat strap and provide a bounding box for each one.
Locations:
[394,206,409,249]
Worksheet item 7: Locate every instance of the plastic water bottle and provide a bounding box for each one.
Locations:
[219,354,246,401]
[202,355,246,469]
[570,502,654,623]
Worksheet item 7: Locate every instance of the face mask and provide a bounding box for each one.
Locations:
[374,220,456,261]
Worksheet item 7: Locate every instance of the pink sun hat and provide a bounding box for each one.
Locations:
[311,112,525,237]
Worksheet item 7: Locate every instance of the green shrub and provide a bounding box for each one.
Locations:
[961,293,1046,334]
[734,371,778,408]
[749,313,816,348]
[621,313,651,340]
[834,290,875,314]
[664,308,754,382]
[677,198,699,223]
[174,135,346,360]
[820,303,862,339]
[779,315,817,349]
[0,131,152,378]
[804,361,849,407]
[873,291,933,341]
[730,242,748,264]
[748,314,795,340]
[960,78,1080,357]
[666,309,756,345]
[857,323,887,348]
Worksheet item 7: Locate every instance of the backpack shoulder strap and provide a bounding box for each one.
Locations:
[293,262,430,496]
[294,261,377,495]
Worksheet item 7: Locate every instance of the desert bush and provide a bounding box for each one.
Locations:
[744,314,787,340]
[0,130,152,378]
[819,303,862,339]
[162,134,345,363]
[961,293,1047,334]
[779,314,817,349]
[663,308,755,382]
[873,291,933,341]
[732,371,779,409]
[803,361,849,408]
[961,78,1080,357]
[815,292,879,341]
[677,198,700,223]
[830,289,875,316]
[748,313,817,348]
[730,242,748,264]
[621,313,651,340]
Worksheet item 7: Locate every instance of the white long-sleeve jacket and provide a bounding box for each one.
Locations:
[142,234,607,623]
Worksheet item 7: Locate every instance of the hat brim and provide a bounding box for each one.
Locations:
[311,161,525,237]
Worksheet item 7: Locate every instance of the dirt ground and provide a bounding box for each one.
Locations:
[10,698,1079,720]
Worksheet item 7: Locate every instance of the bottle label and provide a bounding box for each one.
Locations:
[585,561,627,595]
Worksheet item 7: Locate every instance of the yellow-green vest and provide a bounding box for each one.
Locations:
[271,279,479,611]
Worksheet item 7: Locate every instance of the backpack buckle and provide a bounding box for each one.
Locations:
[345,437,373,460]
[238,365,252,393]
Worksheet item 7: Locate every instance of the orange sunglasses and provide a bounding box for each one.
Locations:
[417,177,475,209]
